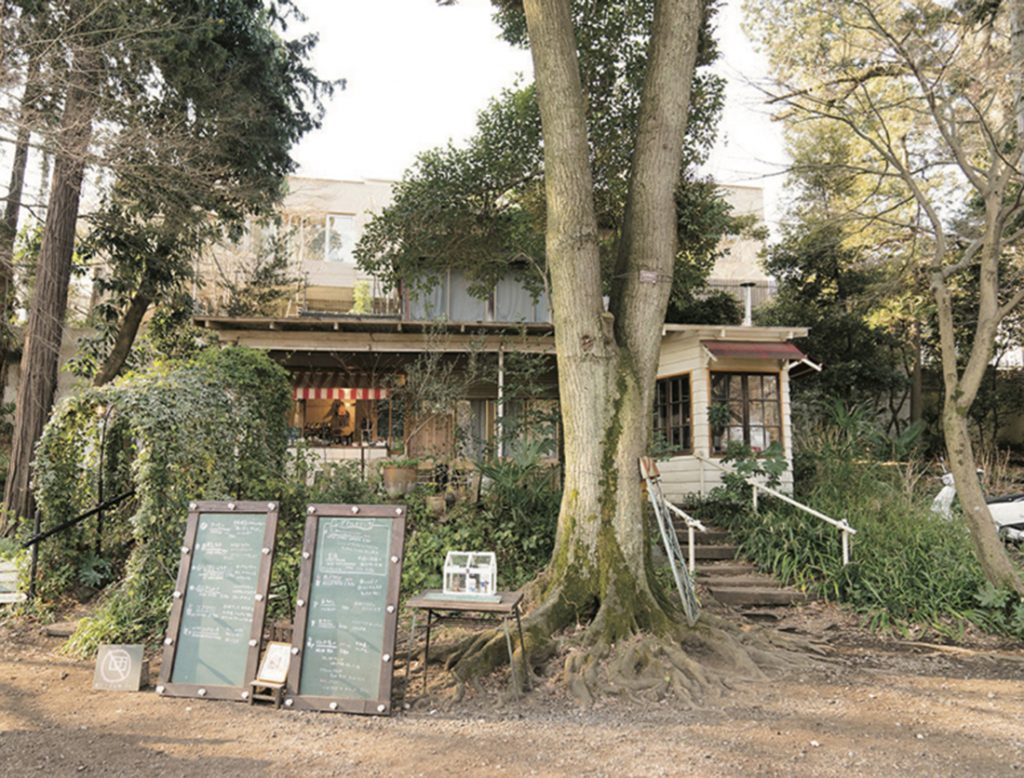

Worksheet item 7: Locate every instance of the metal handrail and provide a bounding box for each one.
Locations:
[664,501,706,573]
[695,453,856,565]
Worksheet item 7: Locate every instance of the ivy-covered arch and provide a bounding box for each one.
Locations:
[30,347,290,654]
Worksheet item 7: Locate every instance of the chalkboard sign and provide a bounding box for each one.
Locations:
[157,501,278,702]
[286,504,405,715]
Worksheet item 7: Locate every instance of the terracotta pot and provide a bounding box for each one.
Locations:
[425,493,447,516]
[381,466,417,497]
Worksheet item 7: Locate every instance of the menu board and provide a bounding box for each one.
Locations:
[157,501,278,702]
[286,504,405,715]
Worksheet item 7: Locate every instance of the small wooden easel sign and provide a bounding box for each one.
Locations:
[249,641,292,708]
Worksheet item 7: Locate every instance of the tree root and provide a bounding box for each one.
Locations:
[426,597,831,706]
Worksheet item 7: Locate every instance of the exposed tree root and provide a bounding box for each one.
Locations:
[425,589,831,706]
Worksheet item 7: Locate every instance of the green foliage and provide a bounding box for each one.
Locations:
[358,1,737,315]
[693,410,1021,639]
[20,0,334,383]
[666,288,742,326]
[351,280,373,314]
[720,440,788,491]
[757,223,911,423]
[30,347,291,655]
[401,447,560,595]
[378,458,420,470]
[218,226,299,317]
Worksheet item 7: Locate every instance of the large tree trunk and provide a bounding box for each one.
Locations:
[2,60,95,534]
[516,0,702,642]
[435,2,821,701]
[0,58,39,399]
[92,291,152,386]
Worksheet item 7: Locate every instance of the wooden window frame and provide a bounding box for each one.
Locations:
[653,371,694,456]
[708,370,783,456]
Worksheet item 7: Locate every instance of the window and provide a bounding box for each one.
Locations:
[710,372,781,454]
[653,374,692,454]
[325,213,357,263]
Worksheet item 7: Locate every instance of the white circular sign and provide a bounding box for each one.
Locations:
[99,648,133,684]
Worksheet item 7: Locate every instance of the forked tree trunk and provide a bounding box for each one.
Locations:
[521,0,703,642]
[2,60,95,533]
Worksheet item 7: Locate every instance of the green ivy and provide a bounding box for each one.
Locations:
[30,347,290,656]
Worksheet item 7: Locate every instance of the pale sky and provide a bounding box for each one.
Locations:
[292,0,787,227]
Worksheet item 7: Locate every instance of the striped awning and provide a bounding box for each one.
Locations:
[292,372,390,401]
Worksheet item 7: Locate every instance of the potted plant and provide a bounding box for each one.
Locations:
[424,484,447,517]
[379,457,419,497]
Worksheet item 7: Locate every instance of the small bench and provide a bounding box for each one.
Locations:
[0,559,25,604]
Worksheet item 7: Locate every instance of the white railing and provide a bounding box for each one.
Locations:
[665,501,706,573]
[695,453,857,565]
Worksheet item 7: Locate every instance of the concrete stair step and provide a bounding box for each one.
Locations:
[681,544,737,560]
[705,585,810,607]
[674,527,730,543]
[696,561,756,577]
[700,574,780,588]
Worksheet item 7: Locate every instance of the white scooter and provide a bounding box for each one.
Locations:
[931,469,1024,542]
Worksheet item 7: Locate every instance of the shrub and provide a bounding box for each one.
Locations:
[32,347,291,655]
[691,415,1020,640]
[400,444,560,596]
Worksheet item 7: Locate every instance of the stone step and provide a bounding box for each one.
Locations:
[43,620,80,638]
[674,527,730,543]
[699,574,780,588]
[696,561,756,577]
[704,585,810,608]
[680,544,737,560]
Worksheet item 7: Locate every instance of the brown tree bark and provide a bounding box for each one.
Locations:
[442,4,822,702]
[458,0,703,662]
[2,59,95,533]
[931,191,1024,594]
[1011,0,1024,138]
[92,291,152,386]
[0,57,40,399]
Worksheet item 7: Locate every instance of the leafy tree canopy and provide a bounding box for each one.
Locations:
[358,1,742,316]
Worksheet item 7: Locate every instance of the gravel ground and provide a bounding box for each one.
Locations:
[2,605,1024,777]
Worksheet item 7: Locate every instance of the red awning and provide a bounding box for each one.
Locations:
[292,372,390,401]
[700,340,805,361]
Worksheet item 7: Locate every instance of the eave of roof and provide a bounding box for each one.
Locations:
[193,314,555,337]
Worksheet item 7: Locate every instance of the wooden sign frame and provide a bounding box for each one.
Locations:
[285,503,406,715]
[157,500,279,702]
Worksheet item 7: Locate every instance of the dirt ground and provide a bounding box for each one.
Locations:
[2,603,1024,777]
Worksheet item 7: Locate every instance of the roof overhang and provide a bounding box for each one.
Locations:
[662,324,809,340]
[192,315,556,354]
[700,340,806,361]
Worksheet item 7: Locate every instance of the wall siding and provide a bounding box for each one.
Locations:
[655,333,796,502]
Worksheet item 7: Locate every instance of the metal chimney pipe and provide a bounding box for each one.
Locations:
[740,282,755,326]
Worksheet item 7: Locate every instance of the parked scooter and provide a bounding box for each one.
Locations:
[931,468,1024,542]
